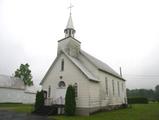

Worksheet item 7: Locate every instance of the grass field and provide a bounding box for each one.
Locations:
[50,103,159,120]
[0,103,33,113]
[0,103,159,120]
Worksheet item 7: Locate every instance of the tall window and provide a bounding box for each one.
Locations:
[48,86,51,98]
[122,83,124,92]
[61,59,64,71]
[105,77,108,96]
[74,83,78,97]
[117,81,120,96]
[112,80,115,96]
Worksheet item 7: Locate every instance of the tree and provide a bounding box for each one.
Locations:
[127,88,155,101]
[65,85,76,116]
[14,63,33,86]
[155,85,159,102]
[34,90,45,112]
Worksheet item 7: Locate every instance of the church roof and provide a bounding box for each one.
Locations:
[64,50,125,81]
[0,74,25,89]
[66,14,74,29]
[64,49,125,81]
[80,50,125,81]
[63,51,99,82]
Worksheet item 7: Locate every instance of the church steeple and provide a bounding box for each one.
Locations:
[57,4,80,57]
[64,14,76,38]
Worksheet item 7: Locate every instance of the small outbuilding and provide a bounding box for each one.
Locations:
[0,74,37,104]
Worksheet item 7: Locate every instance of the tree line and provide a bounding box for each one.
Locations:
[127,85,159,102]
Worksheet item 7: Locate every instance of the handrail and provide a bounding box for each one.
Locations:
[45,96,65,106]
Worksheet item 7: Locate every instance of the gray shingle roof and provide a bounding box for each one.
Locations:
[0,75,25,89]
[80,50,125,80]
[64,50,124,81]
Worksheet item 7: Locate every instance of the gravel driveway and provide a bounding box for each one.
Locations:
[0,110,49,120]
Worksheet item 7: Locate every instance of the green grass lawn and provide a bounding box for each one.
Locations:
[50,103,159,120]
[0,103,34,113]
[1,103,159,120]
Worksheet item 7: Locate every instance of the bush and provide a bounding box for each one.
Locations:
[65,85,76,116]
[34,90,44,112]
[128,97,148,104]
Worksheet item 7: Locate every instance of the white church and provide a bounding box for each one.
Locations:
[40,14,127,115]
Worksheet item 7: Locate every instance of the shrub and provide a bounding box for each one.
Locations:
[128,97,148,104]
[65,85,76,116]
[34,90,44,112]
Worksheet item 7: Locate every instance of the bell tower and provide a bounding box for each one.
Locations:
[64,14,76,38]
[57,4,80,57]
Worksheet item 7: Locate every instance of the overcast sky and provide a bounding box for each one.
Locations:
[0,0,159,89]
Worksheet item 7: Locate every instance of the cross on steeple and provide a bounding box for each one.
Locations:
[64,0,76,38]
[68,2,74,15]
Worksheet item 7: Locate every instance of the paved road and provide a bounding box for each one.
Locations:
[0,110,49,120]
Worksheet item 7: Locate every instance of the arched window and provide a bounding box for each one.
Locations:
[58,81,66,88]
[74,83,78,97]
[61,59,64,71]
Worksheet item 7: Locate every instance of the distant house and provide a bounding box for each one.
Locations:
[0,74,38,104]
[40,14,127,115]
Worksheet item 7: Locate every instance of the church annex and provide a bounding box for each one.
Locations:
[40,14,127,115]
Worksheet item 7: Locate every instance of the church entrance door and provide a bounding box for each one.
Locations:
[55,88,66,104]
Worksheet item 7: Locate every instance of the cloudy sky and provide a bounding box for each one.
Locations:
[0,0,159,89]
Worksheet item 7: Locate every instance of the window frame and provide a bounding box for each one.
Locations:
[48,85,51,98]
[58,81,66,88]
[61,59,64,71]
[117,81,120,96]
[105,77,108,96]
[112,80,115,96]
